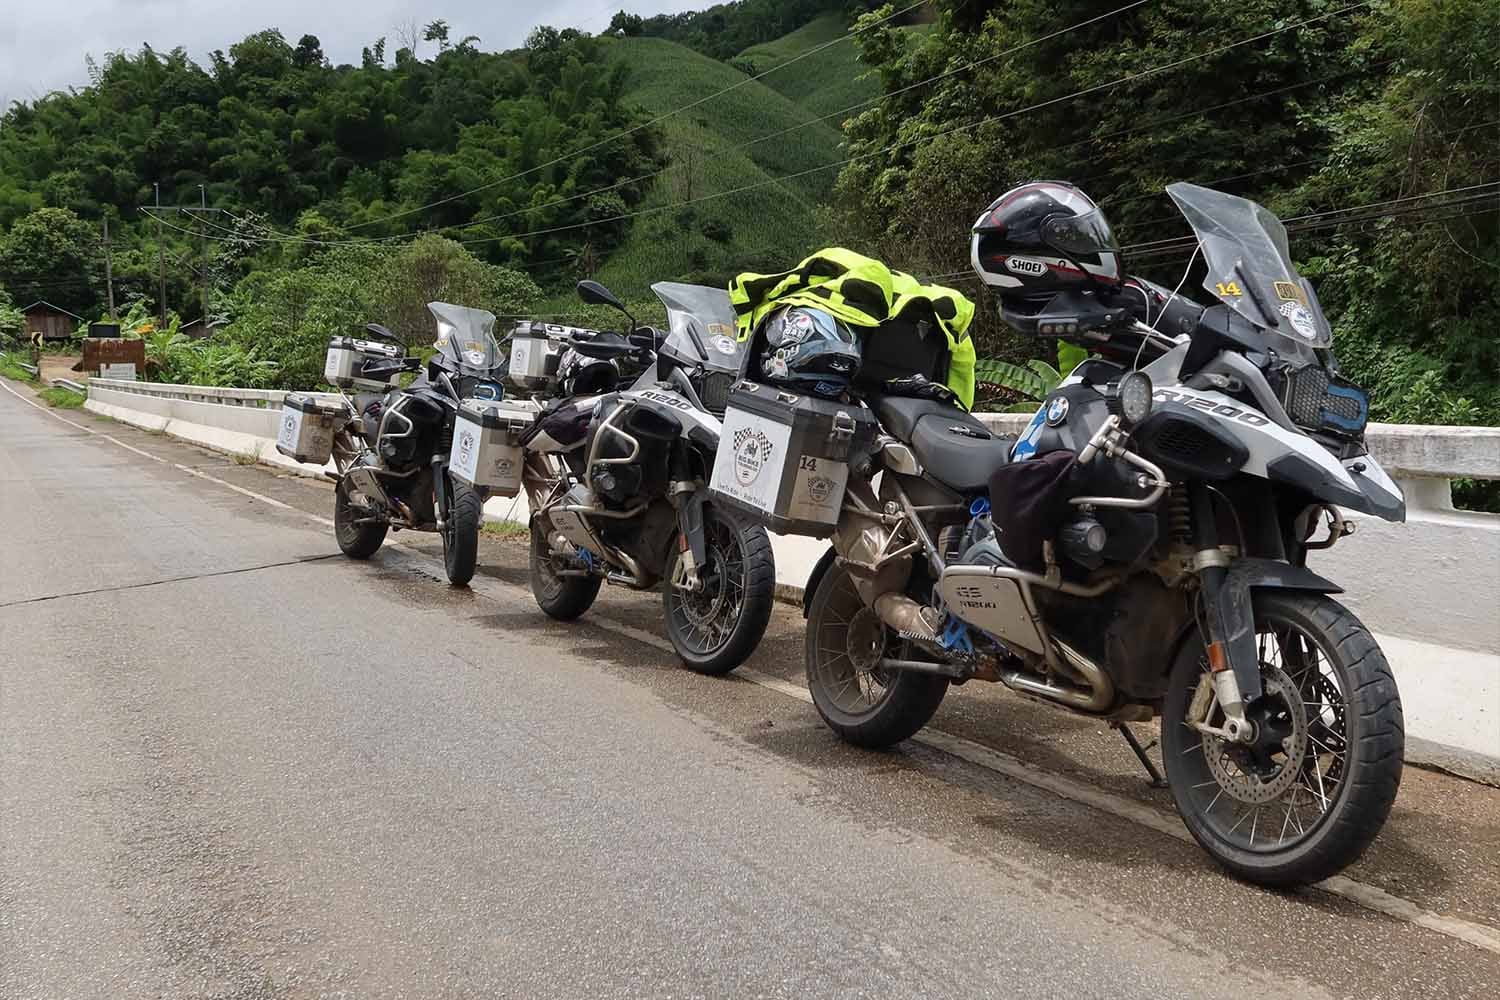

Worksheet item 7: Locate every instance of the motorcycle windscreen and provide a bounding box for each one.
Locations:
[651,281,744,373]
[429,301,503,374]
[1166,183,1331,360]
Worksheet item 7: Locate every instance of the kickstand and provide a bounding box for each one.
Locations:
[1113,723,1168,789]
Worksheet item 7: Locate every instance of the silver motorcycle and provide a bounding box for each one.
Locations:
[516,280,777,675]
[795,184,1405,886]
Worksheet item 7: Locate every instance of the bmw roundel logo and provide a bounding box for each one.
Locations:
[1045,395,1069,426]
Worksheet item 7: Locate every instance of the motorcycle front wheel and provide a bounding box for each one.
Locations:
[662,507,775,676]
[804,562,948,748]
[1162,590,1404,887]
[440,475,481,587]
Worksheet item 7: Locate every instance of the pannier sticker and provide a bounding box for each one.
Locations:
[788,454,848,522]
[732,426,775,486]
[1214,280,1244,298]
[510,339,531,375]
[709,410,793,514]
[277,410,300,450]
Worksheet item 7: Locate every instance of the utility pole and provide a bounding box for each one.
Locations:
[102,216,116,320]
[154,183,166,329]
[198,184,209,326]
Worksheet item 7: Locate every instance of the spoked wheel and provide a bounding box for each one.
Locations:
[333,478,387,559]
[663,507,774,676]
[1162,591,1404,887]
[529,518,602,620]
[804,563,947,749]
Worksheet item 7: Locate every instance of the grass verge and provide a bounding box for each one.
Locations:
[38,386,85,408]
[0,352,39,382]
[481,519,529,541]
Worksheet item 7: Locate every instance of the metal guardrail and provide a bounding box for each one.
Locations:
[88,378,341,408]
[17,362,39,377]
[49,378,87,394]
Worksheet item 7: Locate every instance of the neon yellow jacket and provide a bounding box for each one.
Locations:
[729,247,977,408]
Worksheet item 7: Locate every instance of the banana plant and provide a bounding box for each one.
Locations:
[974,341,1089,412]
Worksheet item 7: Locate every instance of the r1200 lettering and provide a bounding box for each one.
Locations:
[797,182,1405,886]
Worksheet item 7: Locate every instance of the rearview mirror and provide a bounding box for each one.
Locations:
[577,280,624,310]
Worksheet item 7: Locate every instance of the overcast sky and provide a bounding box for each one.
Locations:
[0,1,704,110]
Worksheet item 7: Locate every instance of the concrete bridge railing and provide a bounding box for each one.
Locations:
[83,377,1500,779]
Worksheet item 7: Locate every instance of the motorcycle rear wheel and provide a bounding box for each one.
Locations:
[529,519,602,620]
[1162,590,1403,887]
[333,478,387,559]
[663,507,775,676]
[441,475,481,587]
[804,563,948,749]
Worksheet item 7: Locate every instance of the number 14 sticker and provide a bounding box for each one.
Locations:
[1215,280,1244,297]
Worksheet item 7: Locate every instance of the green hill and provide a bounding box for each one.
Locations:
[736,13,877,124]
[578,35,848,302]
[737,15,933,127]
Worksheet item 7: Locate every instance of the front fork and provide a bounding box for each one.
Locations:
[670,481,707,592]
[431,454,450,531]
[1189,483,1263,744]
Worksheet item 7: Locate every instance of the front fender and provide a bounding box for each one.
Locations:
[1229,557,1343,595]
[1210,558,1344,707]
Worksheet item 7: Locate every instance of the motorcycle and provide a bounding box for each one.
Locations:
[518,279,777,675]
[325,302,509,586]
[784,184,1405,886]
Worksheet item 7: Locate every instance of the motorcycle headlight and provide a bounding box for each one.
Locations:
[1118,371,1153,426]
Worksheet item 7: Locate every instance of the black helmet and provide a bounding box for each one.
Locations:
[757,306,862,399]
[970,182,1121,297]
[558,348,619,396]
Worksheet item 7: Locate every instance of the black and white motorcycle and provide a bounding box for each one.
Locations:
[782,183,1405,886]
[516,280,777,675]
[320,303,508,586]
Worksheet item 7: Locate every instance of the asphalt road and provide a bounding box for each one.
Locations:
[3,381,1500,1000]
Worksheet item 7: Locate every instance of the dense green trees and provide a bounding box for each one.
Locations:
[832,0,1497,423]
[0,25,657,320]
[0,207,101,313]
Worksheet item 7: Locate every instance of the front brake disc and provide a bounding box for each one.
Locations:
[1202,666,1309,805]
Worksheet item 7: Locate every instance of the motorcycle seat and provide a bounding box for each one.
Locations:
[873,395,1013,493]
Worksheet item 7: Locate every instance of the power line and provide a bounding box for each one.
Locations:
[360,0,1155,247]
[142,0,1376,259]
[1122,186,1500,261]
[441,1,1377,250]
[919,187,1500,282]
[324,0,931,237]
[1121,182,1500,255]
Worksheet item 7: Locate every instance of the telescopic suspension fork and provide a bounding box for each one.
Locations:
[1189,482,1262,743]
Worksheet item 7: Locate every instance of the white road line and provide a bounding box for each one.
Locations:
[12,376,1500,956]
